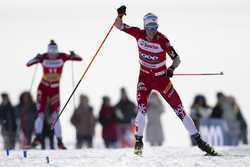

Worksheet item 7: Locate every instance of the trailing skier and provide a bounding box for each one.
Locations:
[26,40,82,149]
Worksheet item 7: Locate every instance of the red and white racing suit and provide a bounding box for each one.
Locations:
[27,53,82,138]
[119,24,198,137]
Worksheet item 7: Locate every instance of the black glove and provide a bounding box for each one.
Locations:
[117,5,126,17]
[36,53,42,59]
[166,67,174,78]
[70,51,76,56]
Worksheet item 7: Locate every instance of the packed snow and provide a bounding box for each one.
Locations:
[0,146,249,167]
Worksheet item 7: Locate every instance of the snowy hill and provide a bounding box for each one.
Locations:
[1,146,250,167]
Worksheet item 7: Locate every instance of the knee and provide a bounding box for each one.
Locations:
[37,113,45,120]
[137,103,147,114]
[51,112,58,120]
[135,110,146,122]
[174,104,186,120]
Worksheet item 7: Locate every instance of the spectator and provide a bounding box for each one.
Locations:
[145,92,165,146]
[115,87,136,148]
[190,95,211,145]
[223,96,246,145]
[0,93,17,149]
[190,95,212,129]
[71,95,95,149]
[99,96,118,148]
[15,91,37,148]
[210,92,225,119]
[236,106,248,144]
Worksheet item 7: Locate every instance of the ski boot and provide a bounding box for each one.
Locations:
[134,135,143,156]
[31,134,42,148]
[192,133,220,156]
[57,138,67,150]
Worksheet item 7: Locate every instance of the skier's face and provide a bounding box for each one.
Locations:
[145,23,158,39]
[48,45,58,59]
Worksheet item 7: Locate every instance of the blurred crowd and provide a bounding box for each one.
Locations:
[190,92,248,146]
[0,89,248,150]
[0,88,137,150]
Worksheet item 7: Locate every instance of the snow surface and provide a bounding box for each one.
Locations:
[1,146,250,167]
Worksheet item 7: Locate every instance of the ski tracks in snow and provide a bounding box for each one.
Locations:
[0,146,249,167]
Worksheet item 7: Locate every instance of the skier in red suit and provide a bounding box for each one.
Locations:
[27,40,82,149]
[114,6,219,156]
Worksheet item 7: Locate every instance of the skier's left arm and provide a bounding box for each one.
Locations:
[26,54,42,67]
[165,40,181,77]
[64,51,82,61]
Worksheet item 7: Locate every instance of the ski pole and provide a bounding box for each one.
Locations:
[29,64,38,92]
[173,72,224,76]
[52,22,115,129]
[71,62,76,110]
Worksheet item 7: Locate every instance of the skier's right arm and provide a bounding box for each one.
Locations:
[114,5,141,39]
[26,54,42,67]
[114,5,126,29]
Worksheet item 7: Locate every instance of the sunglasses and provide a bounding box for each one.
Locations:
[145,23,158,31]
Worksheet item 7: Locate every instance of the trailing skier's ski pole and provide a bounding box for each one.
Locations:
[173,72,224,76]
[51,22,115,129]
[71,62,76,110]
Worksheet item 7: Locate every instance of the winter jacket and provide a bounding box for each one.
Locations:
[71,105,95,136]
[0,103,17,133]
[210,104,223,119]
[99,105,118,140]
[115,100,136,124]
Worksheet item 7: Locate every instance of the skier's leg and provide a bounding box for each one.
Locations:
[135,80,151,137]
[35,88,47,134]
[134,78,151,155]
[51,91,66,149]
[157,78,198,135]
[49,130,55,149]
[35,113,45,135]
[51,112,62,138]
[51,112,66,149]
[50,91,61,138]
[157,77,219,155]
[32,86,46,147]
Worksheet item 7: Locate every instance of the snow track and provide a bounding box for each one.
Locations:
[0,146,249,167]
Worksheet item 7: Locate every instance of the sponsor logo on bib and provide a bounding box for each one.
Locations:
[138,39,163,53]
[43,59,64,68]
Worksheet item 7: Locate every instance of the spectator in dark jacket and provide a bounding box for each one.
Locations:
[15,91,37,148]
[223,96,247,145]
[211,92,248,145]
[190,94,211,145]
[236,109,248,144]
[115,88,136,147]
[71,94,95,149]
[0,93,17,149]
[99,96,118,148]
[210,92,225,119]
[190,95,212,129]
